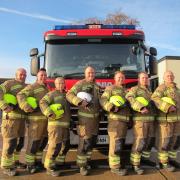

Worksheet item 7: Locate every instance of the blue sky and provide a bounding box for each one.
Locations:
[0,0,180,82]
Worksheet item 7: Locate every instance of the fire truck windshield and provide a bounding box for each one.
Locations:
[45,40,145,78]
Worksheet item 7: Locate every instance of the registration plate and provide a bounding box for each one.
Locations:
[97,135,109,144]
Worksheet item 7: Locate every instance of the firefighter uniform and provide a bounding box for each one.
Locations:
[17,82,48,168]
[100,85,131,174]
[66,79,101,171]
[0,80,27,170]
[40,90,71,171]
[126,85,156,169]
[151,83,180,168]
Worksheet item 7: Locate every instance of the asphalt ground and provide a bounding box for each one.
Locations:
[0,149,179,180]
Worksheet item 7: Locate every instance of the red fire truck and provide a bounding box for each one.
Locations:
[30,24,158,146]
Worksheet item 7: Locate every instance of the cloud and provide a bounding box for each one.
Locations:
[0,7,72,23]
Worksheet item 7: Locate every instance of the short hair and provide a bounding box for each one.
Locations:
[84,66,95,73]
[138,71,148,78]
[38,68,46,73]
[114,71,125,77]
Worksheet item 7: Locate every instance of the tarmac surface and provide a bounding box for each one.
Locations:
[0,149,179,180]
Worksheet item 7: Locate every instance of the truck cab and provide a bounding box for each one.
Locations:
[30,24,157,146]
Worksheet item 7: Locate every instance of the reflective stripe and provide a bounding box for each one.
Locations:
[34,87,45,94]
[1,156,14,168]
[25,154,35,164]
[86,151,92,159]
[13,152,20,161]
[78,111,99,118]
[0,84,7,93]
[133,116,154,121]
[28,115,47,121]
[158,152,168,163]
[77,155,87,164]
[108,114,129,121]
[142,151,150,158]
[109,155,120,166]
[168,151,177,159]
[48,121,70,127]
[10,84,22,91]
[44,107,51,116]
[130,153,141,165]
[56,155,65,163]
[36,151,43,160]
[44,158,55,169]
[157,116,178,122]
[2,112,26,119]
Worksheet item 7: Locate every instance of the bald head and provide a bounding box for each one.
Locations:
[15,68,27,83]
[163,71,174,84]
[55,77,65,92]
[84,66,95,82]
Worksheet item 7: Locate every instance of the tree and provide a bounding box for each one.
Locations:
[75,10,139,26]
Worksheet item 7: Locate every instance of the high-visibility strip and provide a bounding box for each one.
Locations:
[13,152,20,161]
[48,121,70,127]
[43,96,51,103]
[36,151,43,160]
[0,85,7,93]
[157,116,178,122]
[25,154,35,164]
[1,156,14,168]
[168,151,177,159]
[2,112,26,119]
[159,101,170,113]
[55,155,65,163]
[108,114,129,121]
[72,96,80,106]
[133,116,155,121]
[28,115,47,121]
[142,151,150,158]
[132,101,143,112]
[77,155,87,164]
[44,158,55,169]
[158,152,168,162]
[78,112,99,118]
[86,151,92,159]
[109,155,120,166]
[130,153,141,164]
[10,84,22,91]
[34,88,45,94]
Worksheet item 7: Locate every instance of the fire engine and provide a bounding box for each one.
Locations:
[29,24,158,146]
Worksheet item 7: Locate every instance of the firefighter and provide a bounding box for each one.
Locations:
[0,68,27,176]
[100,71,130,176]
[126,72,156,175]
[151,71,180,171]
[66,66,101,176]
[17,68,49,174]
[40,77,71,176]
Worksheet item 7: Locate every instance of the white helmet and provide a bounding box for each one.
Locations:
[77,92,92,102]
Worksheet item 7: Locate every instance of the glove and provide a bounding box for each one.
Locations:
[168,106,176,113]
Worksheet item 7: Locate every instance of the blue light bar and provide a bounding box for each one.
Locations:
[54,24,136,30]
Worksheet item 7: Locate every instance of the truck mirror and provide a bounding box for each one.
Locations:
[149,55,157,75]
[31,56,40,76]
[150,47,157,56]
[30,48,39,57]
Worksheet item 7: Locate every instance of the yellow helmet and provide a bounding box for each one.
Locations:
[50,103,64,119]
[110,95,125,107]
[161,97,176,106]
[3,93,17,106]
[136,97,149,106]
[26,97,38,109]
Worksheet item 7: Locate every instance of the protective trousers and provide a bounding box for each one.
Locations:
[108,120,127,169]
[157,121,179,165]
[76,117,99,168]
[131,121,154,166]
[44,126,70,169]
[25,120,48,165]
[1,118,25,169]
